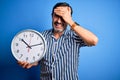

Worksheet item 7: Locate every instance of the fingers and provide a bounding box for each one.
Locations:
[17,61,31,69]
[54,6,72,24]
[17,61,38,69]
[54,6,70,16]
[26,64,32,69]
[54,6,69,12]
[32,62,38,66]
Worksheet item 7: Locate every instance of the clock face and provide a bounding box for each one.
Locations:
[11,29,46,63]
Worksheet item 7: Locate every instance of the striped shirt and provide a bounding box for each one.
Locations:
[40,29,87,80]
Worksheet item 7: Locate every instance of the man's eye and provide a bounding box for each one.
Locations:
[53,13,59,17]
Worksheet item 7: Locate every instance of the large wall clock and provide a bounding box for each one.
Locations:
[11,29,47,63]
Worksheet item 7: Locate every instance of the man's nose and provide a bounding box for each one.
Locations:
[57,17,62,23]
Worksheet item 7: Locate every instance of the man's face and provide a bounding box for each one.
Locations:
[52,9,67,33]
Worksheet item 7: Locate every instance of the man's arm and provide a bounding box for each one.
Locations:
[69,22,98,46]
[54,6,98,46]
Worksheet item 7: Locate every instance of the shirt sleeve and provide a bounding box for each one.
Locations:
[71,30,87,47]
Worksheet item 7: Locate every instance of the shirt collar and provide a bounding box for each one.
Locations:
[49,28,68,37]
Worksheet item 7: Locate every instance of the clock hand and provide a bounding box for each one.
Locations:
[29,43,43,47]
[28,36,32,53]
[21,39,32,49]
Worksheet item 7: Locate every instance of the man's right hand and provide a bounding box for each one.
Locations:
[18,61,38,69]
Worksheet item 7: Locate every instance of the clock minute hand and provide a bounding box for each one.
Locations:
[21,39,32,49]
[30,43,42,47]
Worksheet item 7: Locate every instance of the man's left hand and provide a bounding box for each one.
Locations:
[54,6,74,25]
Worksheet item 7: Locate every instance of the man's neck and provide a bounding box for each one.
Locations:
[53,31,64,39]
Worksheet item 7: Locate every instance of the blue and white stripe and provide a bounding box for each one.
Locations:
[40,29,87,80]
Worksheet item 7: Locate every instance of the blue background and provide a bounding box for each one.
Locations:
[0,0,120,80]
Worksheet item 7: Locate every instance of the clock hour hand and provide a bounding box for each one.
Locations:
[29,43,43,47]
[21,39,32,49]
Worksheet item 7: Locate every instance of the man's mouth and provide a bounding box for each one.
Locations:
[54,22,63,26]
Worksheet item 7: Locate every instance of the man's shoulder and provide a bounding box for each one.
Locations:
[41,29,52,36]
[65,29,75,35]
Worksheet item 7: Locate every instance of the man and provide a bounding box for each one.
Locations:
[18,2,98,80]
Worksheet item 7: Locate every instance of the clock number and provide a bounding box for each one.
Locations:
[26,57,28,61]
[33,56,35,61]
[19,38,21,41]
[23,33,27,38]
[30,33,34,37]
[16,43,19,46]
[19,54,23,59]
[37,37,39,40]
[16,49,19,53]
